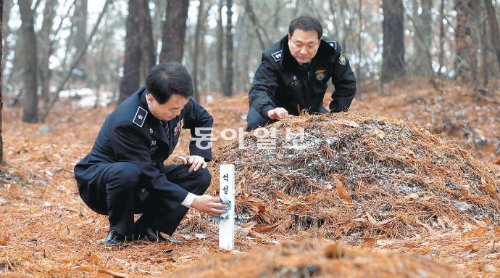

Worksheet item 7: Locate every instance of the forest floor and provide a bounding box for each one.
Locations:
[0,78,498,277]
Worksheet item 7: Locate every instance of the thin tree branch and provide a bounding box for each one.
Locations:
[244,0,270,49]
[405,11,435,76]
[40,0,113,122]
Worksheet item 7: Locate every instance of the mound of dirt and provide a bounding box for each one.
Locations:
[213,113,499,239]
[172,240,454,277]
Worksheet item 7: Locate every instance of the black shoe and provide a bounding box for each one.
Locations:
[135,227,167,243]
[104,230,127,247]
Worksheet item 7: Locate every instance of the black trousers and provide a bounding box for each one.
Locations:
[246,106,274,131]
[78,163,211,236]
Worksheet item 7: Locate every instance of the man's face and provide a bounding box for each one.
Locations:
[288,29,320,64]
[147,93,189,121]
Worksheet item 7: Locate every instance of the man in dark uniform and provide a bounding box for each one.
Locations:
[74,62,227,247]
[247,15,357,130]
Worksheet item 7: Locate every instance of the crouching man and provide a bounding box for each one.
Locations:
[74,62,226,246]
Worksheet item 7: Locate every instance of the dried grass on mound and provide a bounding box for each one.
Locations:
[213,113,499,239]
[172,240,455,277]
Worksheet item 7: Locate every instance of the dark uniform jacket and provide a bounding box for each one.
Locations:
[249,35,357,118]
[74,87,213,207]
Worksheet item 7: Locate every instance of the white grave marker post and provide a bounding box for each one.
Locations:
[219,164,235,250]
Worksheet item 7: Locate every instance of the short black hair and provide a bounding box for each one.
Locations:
[288,15,323,39]
[145,62,193,104]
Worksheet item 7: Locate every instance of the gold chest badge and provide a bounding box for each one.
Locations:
[315,69,326,81]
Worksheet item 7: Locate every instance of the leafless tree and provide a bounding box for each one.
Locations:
[40,0,113,121]
[223,0,234,97]
[193,0,209,102]
[151,0,166,57]
[140,0,155,80]
[216,0,225,93]
[2,0,494,120]
[2,0,13,76]
[119,0,144,102]
[160,0,189,62]
[437,0,446,75]
[73,0,88,48]
[244,0,270,49]
[356,0,363,84]
[381,0,405,84]
[1,0,4,163]
[88,4,124,108]
[19,0,38,123]
[119,0,154,102]
[412,0,433,76]
[455,0,478,84]
[38,0,57,110]
[484,0,500,69]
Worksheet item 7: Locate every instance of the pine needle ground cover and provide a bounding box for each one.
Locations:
[0,82,498,276]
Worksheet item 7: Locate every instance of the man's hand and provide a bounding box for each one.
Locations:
[170,154,189,164]
[267,107,291,120]
[186,155,207,172]
[172,154,207,172]
[191,195,228,216]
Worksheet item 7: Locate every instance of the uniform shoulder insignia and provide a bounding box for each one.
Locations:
[325,40,338,51]
[133,106,148,127]
[271,50,283,62]
[338,53,346,65]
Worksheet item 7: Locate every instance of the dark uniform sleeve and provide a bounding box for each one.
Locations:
[182,99,214,161]
[249,53,280,119]
[111,123,189,203]
[329,44,357,112]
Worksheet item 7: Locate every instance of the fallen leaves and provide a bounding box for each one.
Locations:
[0,81,498,277]
[332,174,352,202]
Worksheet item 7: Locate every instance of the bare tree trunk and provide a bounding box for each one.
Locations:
[244,0,270,49]
[340,0,352,50]
[6,30,25,93]
[233,13,250,93]
[455,0,477,84]
[41,0,112,121]
[328,0,340,36]
[61,0,77,71]
[139,0,155,79]
[2,0,13,76]
[437,0,445,75]
[119,0,142,103]
[1,0,4,163]
[39,0,57,110]
[152,0,166,58]
[94,33,106,109]
[480,12,489,88]
[293,0,302,18]
[193,0,208,102]
[241,20,254,94]
[484,0,500,68]
[217,0,225,93]
[356,0,362,97]
[72,0,88,79]
[19,0,38,123]
[223,0,234,97]
[273,1,281,29]
[200,28,208,95]
[309,0,325,26]
[160,0,189,62]
[412,0,433,76]
[381,0,405,84]
[74,0,88,48]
